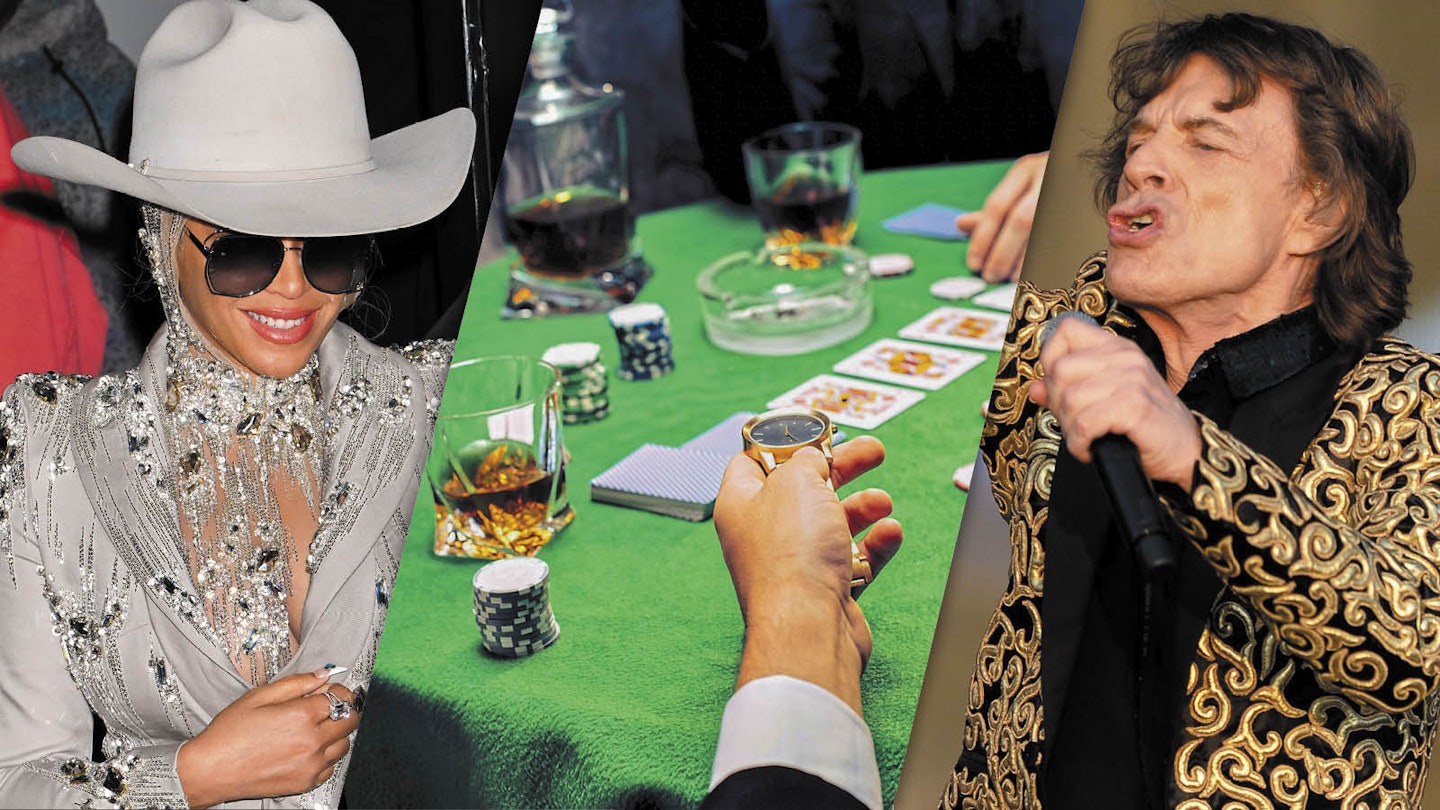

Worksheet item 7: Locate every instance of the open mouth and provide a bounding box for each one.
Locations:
[245,312,308,330]
[1125,213,1155,232]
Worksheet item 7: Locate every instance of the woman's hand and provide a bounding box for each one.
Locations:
[177,669,359,808]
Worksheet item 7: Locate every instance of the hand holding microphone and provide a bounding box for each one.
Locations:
[1032,312,1202,576]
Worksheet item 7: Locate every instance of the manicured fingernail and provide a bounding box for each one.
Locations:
[313,665,349,678]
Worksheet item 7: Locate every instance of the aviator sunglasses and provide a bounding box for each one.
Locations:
[186,227,376,297]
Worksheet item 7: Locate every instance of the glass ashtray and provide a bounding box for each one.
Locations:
[697,242,872,355]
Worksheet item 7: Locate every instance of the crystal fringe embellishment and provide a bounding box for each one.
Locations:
[140,205,328,685]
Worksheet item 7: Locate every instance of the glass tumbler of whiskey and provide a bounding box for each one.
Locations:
[427,356,573,559]
[742,122,862,248]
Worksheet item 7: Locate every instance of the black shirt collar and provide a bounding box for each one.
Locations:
[1119,305,1335,401]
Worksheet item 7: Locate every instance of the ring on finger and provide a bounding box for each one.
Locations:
[323,688,352,722]
[850,541,873,599]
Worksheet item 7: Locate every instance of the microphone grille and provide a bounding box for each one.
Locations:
[1039,310,1098,348]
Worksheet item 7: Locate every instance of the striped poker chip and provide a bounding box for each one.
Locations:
[473,593,548,612]
[473,557,548,597]
[608,303,674,381]
[868,253,914,278]
[564,406,610,425]
[608,302,668,329]
[953,462,975,491]
[481,620,560,645]
[542,342,602,371]
[616,363,674,382]
[544,341,611,423]
[484,624,561,658]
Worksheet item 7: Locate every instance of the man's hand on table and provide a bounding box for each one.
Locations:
[714,436,902,716]
[956,151,1048,283]
[1029,315,1202,490]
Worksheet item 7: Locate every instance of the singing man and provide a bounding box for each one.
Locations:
[947,12,1439,809]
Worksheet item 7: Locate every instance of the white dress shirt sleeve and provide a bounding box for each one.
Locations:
[709,674,883,809]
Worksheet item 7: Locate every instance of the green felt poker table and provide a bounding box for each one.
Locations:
[346,161,1016,809]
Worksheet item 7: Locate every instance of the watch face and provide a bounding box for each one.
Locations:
[750,412,827,447]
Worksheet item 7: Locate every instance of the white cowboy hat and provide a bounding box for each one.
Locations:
[10,0,475,237]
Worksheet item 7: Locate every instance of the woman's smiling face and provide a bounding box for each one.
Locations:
[175,219,351,379]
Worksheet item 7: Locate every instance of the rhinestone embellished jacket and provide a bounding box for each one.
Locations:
[0,322,451,808]
[942,254,1440,809]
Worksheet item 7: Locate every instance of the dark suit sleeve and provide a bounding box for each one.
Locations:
[702,766,869,810]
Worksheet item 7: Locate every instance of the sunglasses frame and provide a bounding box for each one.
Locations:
[185,227,375,298]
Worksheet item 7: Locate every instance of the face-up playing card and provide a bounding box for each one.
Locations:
[971,283,1018,312]
[767,374,924,430]
[833,338,985,391]
[882,203,970,241]
[898,306,1009,352]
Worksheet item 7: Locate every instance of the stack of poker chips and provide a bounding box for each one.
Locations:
[607,302,675,381]
[543,342,610,424]
[471,557,560,658]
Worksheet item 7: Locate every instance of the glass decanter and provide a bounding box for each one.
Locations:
[499,1,651,317]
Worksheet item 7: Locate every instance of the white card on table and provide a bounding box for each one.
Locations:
[971,283,1018,311]
[767,374,924,430]
[898,306,1008,352]
[833,338,985,391]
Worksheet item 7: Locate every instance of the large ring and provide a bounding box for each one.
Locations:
[323,688,352,722]
[849,542,873,599]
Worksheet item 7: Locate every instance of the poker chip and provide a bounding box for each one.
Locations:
[953,462,975,491]
[472,557,560,658]
[868,253,914,278]
[929,276,987,301]
[608,303,675,382]
[544,341,611,424]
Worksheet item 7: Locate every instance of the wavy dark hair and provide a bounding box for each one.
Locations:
[1088,13,1414,351]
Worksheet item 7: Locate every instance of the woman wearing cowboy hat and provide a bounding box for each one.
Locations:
[0,0,474,806]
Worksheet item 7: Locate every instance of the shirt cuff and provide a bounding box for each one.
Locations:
[710,674,883,810]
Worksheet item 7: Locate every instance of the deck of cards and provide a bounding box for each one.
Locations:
[589,413,753,521]
[589,444,733,522]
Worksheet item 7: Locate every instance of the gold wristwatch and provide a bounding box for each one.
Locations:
[741,408,835,474]
[740,408,871,598]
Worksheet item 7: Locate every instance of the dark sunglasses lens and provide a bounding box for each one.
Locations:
[206,235,284,296]
[301,236,372,293]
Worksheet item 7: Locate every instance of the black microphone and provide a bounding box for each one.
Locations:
[1040,311,1176,578]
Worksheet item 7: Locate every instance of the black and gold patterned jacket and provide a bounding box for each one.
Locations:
[942,254,1440,809]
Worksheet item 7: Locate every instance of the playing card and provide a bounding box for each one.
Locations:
[882,203,969,241]
[898,306,1008,351]
[767,374,924,430]
[833,338,985,391]
[972,283,1019,311]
